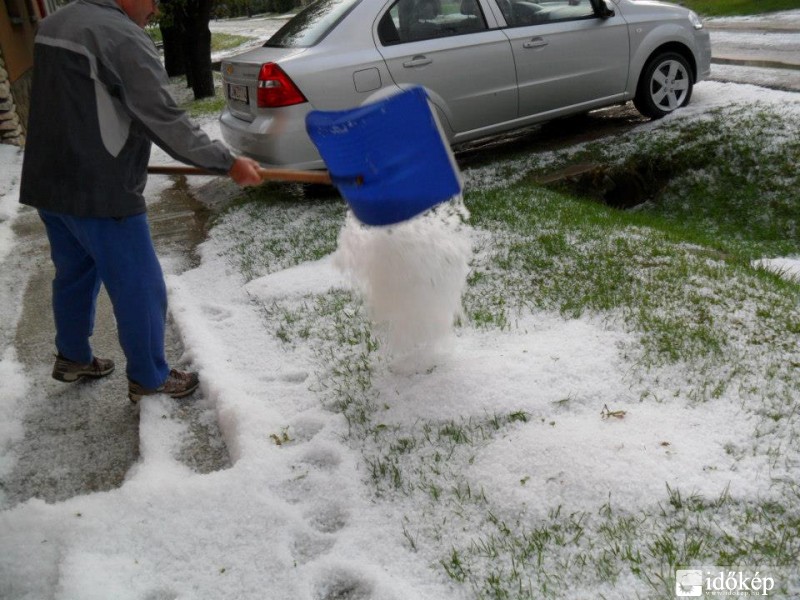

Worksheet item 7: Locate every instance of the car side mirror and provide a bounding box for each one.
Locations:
[593,0,615,18]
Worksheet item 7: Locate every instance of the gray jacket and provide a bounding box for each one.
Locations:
[20,0,234,218]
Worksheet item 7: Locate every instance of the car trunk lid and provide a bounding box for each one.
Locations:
[221,47,308,121]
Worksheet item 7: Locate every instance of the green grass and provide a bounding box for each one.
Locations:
[678,0,799,17]
[210,33,252,52]
[471,107,800,259]
[182,90,226,117]
[156,33,253,117]
[209,100,800,598]
[448,104,800,595]
[174,71,231,117]
[212,184,345,281]
[145,25,162,44]
[176,71,228,116]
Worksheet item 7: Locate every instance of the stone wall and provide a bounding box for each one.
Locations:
[0,51,26,147]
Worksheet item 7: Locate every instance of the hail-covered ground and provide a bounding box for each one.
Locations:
[1,11,800,600]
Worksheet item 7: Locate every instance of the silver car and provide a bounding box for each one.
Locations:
[220,0,711,169]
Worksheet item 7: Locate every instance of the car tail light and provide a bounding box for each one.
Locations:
[257,63,307,108]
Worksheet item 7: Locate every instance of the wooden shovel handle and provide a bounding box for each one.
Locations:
[147,164,332,185]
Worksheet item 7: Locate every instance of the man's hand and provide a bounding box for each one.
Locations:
[228,156,263,186]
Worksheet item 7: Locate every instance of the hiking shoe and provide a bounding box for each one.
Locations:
[52,354,115,382]
[127,369,200,403]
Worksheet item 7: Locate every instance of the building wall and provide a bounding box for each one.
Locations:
[0,0,41,145]
[1,0,38,80]
[0,51,26,145]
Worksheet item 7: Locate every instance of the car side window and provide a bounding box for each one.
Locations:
[378,0,488,45]
[499,0,596,28]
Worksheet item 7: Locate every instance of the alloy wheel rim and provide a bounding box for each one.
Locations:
[650,59,690,112]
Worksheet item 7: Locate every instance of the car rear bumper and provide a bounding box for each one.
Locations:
[219,107,326,170]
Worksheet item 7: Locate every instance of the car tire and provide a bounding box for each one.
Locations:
[634,52,694,119]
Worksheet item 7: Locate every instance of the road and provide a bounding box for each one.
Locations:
[706,10,800,92]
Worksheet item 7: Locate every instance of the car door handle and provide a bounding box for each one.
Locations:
[522,37,548,49]
[403,56,433,68]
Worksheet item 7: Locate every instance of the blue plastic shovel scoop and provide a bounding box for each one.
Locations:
[305,86,462,227]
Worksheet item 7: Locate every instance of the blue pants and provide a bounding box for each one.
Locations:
[39,209,170,388]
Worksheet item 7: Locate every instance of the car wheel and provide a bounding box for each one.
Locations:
[634,52,693,119]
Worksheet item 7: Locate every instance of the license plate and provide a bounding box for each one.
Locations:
[228,83,249,104]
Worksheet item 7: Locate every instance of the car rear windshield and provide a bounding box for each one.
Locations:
[265,0,362,47]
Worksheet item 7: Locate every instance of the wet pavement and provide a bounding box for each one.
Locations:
[3,207,136,506]
[1,177,235,509]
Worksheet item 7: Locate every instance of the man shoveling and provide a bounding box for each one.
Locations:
[19,0,262,402]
